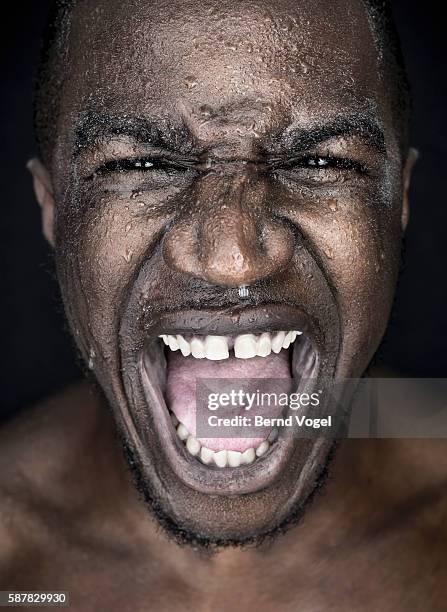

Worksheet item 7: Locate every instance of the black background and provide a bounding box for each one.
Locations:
[1,2,446,419]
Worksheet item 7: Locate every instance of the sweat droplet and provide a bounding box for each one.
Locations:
[123,249,133,262]
[184,75,198,89]
[199,104,213,118]
[88,349,96,370]
[299,60,310,74]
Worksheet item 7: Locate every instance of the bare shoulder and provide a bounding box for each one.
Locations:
[0,384,179,609]
[338,437,447,502]
[0,382,122,589]
[0,381,104,494]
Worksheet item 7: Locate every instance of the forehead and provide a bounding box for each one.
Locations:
[62,0,384,144]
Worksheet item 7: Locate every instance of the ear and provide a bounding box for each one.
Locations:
[27,158,55,247]
[401,147,419,232]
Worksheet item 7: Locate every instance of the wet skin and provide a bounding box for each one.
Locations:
[2,385,447,611]
[11,0,444,607]
[29,0,415,543]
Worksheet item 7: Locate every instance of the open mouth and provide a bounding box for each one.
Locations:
[163,330,305,466]
[137,304,324,495]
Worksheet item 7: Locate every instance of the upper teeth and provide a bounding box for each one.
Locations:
[159,331,302,360]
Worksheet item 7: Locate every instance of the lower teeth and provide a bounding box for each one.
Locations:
[172,413,276,468]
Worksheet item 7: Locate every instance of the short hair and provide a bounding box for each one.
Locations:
[33,0,411,166]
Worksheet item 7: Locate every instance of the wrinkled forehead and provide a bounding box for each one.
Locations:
[61,0,385,148]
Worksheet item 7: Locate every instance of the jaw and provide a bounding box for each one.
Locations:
[116,300,341,544]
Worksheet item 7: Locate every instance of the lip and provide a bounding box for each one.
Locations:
[136,303,328,495]
[150,303,324,347]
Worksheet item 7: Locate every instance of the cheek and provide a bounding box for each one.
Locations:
[280,187,402,375]
[327,204,400,358]
[55,192,168,369]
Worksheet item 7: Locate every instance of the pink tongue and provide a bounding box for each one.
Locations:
[166,350,291,452]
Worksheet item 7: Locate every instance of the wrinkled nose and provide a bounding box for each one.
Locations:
[162,167,295,286]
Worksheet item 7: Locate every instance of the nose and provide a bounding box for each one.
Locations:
[162,166,295,286]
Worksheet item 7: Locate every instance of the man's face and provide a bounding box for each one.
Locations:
[46,0,406,544]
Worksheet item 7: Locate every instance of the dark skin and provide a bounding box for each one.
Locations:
[2,386,447,610]
[3,0,446,609]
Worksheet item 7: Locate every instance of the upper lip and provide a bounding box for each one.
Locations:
[150,303,323,348]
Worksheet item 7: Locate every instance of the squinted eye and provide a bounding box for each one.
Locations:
[88,157,192,180]
[284,155,367,173]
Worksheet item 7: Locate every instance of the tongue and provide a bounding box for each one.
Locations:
[166,350,292,452]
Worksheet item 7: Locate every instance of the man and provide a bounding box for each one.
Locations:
[1,0,446,609]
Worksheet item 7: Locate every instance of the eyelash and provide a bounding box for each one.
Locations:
[89,154,366,178]
[90,157,190,178]
[274,155,367,174]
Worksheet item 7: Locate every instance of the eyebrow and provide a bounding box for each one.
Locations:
[73,112,195,157]
[272,115,386,155]
[73,111,386,158]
